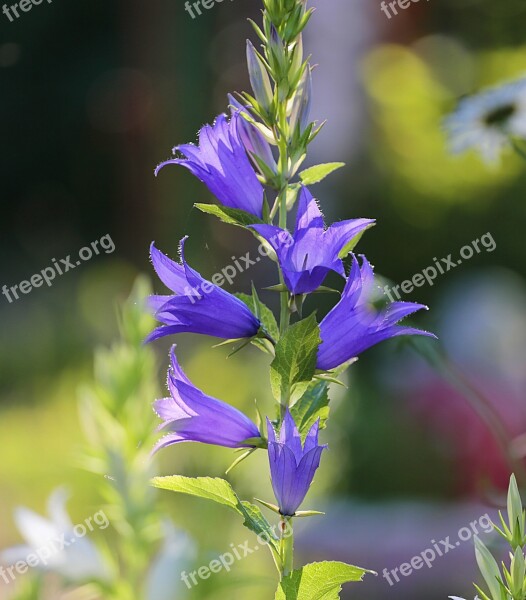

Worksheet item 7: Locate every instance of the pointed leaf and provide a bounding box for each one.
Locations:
[275,561,374,600]
[299,163,345,186]
[338,224,375,259]
[290,380,330,439]
[194,203,264,228]
[236,291,279,342]
[474,536,503,600]
[151,476,279,554]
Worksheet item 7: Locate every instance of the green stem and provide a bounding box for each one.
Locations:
[280,516,294,578]
[414,341,526,487]
[278,187,291,338]
[511,138,526,161]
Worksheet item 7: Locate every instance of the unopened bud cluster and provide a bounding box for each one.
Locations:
[238,0,319,190]
[458,475,526,600]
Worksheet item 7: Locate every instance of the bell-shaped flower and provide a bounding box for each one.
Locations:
[153,347,262,453]
[250,187,374,294]
[155,112,264,218]
[316,255,436,371]
[147,238,261,343]
[0,488,110,583]
[267,411,326,517]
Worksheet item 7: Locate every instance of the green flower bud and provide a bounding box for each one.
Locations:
[247,40,274,113]
[289,66,312,135]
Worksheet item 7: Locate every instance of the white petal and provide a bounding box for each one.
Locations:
[14,507,61,552]
[0,545,34,567]
[47,487,73,532]
[145,523,197,600]
[55,537,110,582]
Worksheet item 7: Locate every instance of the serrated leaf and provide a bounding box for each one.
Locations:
[290,380,330,439]
[299,163,345,186]
[275,561,373,600]
[152,475,239,509]
[236,292,279,342]
[270,313,321,405]
[152,476,279,554]
[194,203,264,228]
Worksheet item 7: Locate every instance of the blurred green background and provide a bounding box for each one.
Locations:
[1,0,526,598]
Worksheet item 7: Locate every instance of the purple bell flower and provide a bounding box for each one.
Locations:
[147,237,261,343]
[153,347,262,453]
[267,411,327,516]
[155,112,265,218]
[250,187,375,295]
[317,255,436,371]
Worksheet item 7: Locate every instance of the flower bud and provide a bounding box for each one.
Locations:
[267,24,287,78]
[289,66,312,134]
[289,35,304,85]
[246,40,274,113]
[228,94,278,176]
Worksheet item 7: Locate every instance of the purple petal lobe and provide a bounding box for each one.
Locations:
[317,255,436,370]
[152,348,261,454]
[266,410,326,516]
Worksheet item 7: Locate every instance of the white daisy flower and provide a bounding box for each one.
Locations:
[444,77,526,162]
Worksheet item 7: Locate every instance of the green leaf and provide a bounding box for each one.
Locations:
[507,473,525,547]
[237,291,279,342]
[270,313,321,405]
[285,183,301,210]
[275,561,373,600]
[474,536,503,600]
[290,380,330,439]
[152,475,239,509]
[236,289,279,354]
[264,284,338,294]
[337,223,375,259]
[299,163,345,186]
[152,476,280,554]
[194,203,264,228]
[238,500,277,542]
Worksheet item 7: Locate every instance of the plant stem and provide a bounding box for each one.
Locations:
[280,516,294,578]
[278,186,291,338]
[511,138,526,161]
[413,341,526,487]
